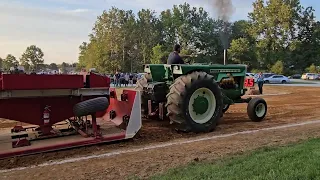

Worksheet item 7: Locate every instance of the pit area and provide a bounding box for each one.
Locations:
[1,85,320,179]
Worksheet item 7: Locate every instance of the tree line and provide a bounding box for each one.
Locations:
[0,45,44,71]
[0,45,77,73]
[77,0,320,75]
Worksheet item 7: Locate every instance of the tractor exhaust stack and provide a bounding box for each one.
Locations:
[224,49,227,65]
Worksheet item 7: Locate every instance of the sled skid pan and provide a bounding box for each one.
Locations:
[0,89,141,159]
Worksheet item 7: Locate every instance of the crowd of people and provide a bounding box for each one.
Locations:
[109,72,143,87]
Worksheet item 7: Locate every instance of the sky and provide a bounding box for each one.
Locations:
[0,0,319,64]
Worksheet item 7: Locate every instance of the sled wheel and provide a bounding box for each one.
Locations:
[166,71,223,133]
[247,97,267,122]
[73,97,109,117]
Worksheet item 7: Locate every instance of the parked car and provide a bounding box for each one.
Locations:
[263,73,275,78]
[316,74,320,80]
[253,73,275,82]
[301,73,317,80]
[288,74,302,79]
[264,75,290,84]
[246,73,255,77]
[246,73,254,78]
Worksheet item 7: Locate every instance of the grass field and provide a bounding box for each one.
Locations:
[150,138,320,180]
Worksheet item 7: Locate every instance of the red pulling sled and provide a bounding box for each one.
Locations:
[0,72,141,159]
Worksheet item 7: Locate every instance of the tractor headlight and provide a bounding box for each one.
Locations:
[173,65,183,74]
[144,66,151,73]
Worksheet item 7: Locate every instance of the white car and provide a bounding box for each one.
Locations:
[263,75,290,84]
[253,73,275,82]
[301,73,317,80]
[246,73,255,78]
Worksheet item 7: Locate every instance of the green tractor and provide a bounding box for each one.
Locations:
[135,64,267,133]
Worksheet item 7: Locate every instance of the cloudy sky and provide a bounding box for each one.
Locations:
[0,0,318,64]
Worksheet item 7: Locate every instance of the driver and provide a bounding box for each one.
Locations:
[167,44,185,64]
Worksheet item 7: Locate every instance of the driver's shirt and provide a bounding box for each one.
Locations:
[167,52,184,64]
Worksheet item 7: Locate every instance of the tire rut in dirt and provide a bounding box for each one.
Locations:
[166,71,223,133]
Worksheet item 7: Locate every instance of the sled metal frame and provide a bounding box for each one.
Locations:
[0,89,141,159]
[0,88,110,99]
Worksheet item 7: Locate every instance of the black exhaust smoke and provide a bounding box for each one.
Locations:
[210,0,234,65]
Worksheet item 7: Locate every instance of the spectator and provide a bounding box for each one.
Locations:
[112,74,116,86]
[115,72,121,87]
[120,73,125,86]
[257,72,264,94]
[124,73,129,87]
[110,74,115,86]
[129,73,134,86]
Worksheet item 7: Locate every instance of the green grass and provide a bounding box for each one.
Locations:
[150,138,320,180]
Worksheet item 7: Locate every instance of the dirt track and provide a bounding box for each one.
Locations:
[1,86,320,179]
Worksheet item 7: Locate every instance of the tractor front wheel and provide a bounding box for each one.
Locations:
[166,71,223,133]
[247,97,267,122]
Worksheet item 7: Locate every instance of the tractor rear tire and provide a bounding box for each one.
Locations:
[222,104,230,113]
[166,71,223,133]
[73,97,109,117]
[134,73,152,91]
[247,97,267,122]
[134,73,152,115]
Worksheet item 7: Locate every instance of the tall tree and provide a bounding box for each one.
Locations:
[230,20,252,40]
[20,45,44,71]
[248,0,301,68]
[78,42,88,70]
[136,9,160,65]
[160,4,226,63]
[228,38,256,66]
[76,1,320,74]
[88,7,138,73]
[271,60,284,74]
[3,54,18,70]
[0,57,3,70]
[60,62,68,73]
[289,6,320,71]
[151,44,169,64]
[49,63,58,70]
